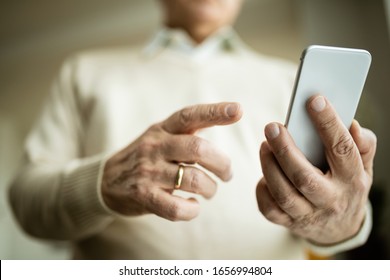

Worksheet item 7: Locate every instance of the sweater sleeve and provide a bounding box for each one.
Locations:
[8,57,114,240]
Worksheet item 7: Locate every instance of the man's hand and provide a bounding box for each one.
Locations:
[256,95,377,245]
[101,102,242,221]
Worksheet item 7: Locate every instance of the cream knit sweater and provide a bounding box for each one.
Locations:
[9,29,371,259]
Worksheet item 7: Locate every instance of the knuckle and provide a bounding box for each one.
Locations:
[332,133,355,158]
[294,213,327,230]
[110,170,133,190]
[256,185,292,226]
[351,174,370,197]
[275,144,291,158]
[130,184,149,205]
[188,137,203,159]
[134,162,154,178]
[318,115,338,132]
[206,105,218,121]
[189,169,201,194]
[137,137,160,158]
[276,194,296,211]
[347,174,372,204]
[263,208,292,227]
[166,201,182,221]
[178,107,194,129]
[321,194,345,216]
[324,206,339,216]
[292,171,319,195]
[148,123,161,132]
[295,215,313,228]
[146,189,162,212]
[261,206,277,221]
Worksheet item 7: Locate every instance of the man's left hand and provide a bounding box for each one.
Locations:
[256,95,377,245]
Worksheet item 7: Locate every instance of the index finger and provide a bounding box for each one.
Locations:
[306,95,363,179]
[162,102,242,134]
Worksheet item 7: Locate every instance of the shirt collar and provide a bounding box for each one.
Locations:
[143,26,244,61]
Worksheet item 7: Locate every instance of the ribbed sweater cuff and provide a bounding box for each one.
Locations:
[61,154,114,237]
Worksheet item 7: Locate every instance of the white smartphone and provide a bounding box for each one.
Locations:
[285,45,371,169]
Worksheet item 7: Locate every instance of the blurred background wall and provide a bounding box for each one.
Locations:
[0,0,389,259]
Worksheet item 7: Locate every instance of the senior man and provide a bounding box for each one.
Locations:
[9,0,376,259]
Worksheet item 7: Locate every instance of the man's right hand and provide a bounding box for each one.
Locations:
[101,102,242,221]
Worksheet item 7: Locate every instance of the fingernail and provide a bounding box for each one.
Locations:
[226,103,239,118]
[265,123,280,140]
[310,96,326,112]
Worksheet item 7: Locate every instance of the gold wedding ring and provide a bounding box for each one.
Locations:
[174,163,185,189]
